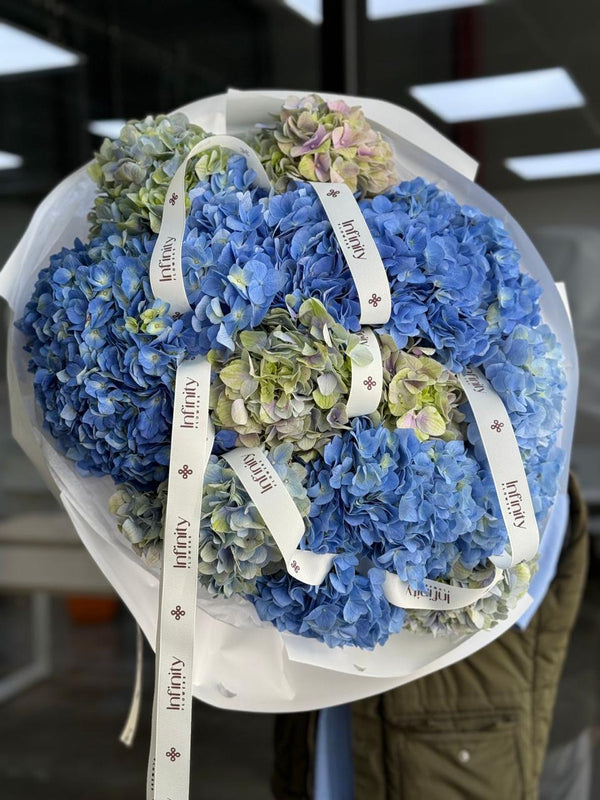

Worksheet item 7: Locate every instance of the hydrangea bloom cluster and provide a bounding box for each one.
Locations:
[208,298,371,458]
[266,179,542,371]
[110,444,309,597]
[253,94,397,195]
[17,229,189,487]
[17,156,281,488]
[109,480,168,568]
[275,420,493,589]
[88,113,225,235]
[252,420,538,644]
[18,100,568,649]
[377,339,465,440]
[254,557,406,649]
[183,155,283,352]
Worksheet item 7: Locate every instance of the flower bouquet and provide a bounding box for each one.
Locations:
[0,89,576,797]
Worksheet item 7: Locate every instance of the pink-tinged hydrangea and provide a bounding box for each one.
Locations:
[253,94,397,195]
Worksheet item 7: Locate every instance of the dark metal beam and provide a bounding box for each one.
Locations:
[321,0,366,95]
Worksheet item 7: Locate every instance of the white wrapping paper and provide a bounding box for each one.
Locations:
[0,89,577,711]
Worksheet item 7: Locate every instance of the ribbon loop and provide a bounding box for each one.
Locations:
[383,567,504,611]
[223,446,334,586]
[149,134,271,316]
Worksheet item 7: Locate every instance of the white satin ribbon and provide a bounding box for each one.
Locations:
[458,367,539,568]
[223,446,334,586]
[120,624,144,747]
[383,567,504,610]
[147,357,212,800]
[311,182,392,325]
[346,326,383,417]
[149,135,271,316]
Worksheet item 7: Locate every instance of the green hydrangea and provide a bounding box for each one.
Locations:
[376,339,465,440]
[109,445,310,597]
[252,94,397,195]
[109,480,167,567]
[209,297,372,459]
[404,559,536,636]
[87,112,227,235]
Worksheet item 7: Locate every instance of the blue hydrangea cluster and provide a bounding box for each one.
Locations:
[17,230,190,487]
[250,420,509,648]
[16,156,283,488]
[183,155,284,352]
[253,555,406,649]
[267,178,542,371]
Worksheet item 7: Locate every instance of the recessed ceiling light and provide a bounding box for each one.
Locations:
[283,0,488,23]
[367,0,488,19]
[410,68,585,123]
[505,149,600,180]
[0,22,79,77]
[0,151,23,170]
[283,0,322,24]
[88,120,127,140]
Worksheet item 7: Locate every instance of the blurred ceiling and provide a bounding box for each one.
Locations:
[0,0,598,196]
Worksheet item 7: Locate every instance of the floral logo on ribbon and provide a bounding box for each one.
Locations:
[364,376,376,390]
[368,293,381,307]
[490,419,504,433]
[178,464,193,479]
[166,747,181,762]
[170,605,185,620]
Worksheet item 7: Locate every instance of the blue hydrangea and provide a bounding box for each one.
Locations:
[253,556,405,649]
[473,323,566,450]
[301,420,497,588]
[266,186,362,329]
[184,155,284,352]
[251,420,514,647]
[268,178,542,371]
[302,419,405,557]
[16,157,284,488]
[17,231,191,488]
[372,437,493,586]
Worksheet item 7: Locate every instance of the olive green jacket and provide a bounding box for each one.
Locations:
[272,475,589,800]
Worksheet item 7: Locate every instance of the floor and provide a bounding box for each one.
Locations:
[0,595,274,800]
